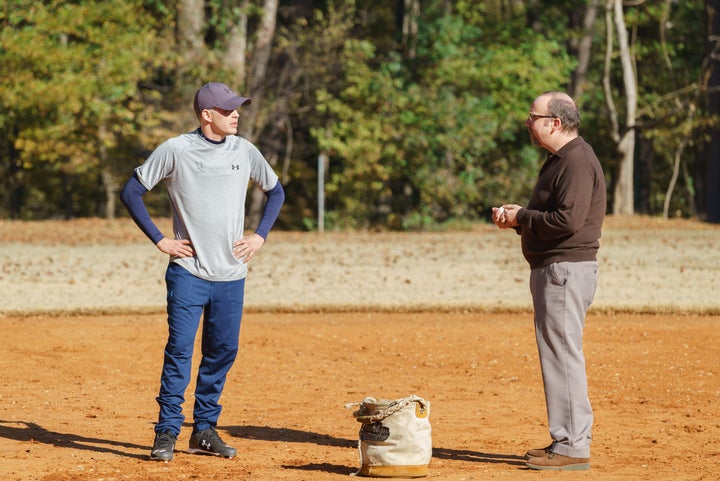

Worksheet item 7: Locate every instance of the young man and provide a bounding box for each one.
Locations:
[120,82,285,462]
[492,91,606,471]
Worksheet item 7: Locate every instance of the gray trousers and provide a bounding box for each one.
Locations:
[529,261,598,459]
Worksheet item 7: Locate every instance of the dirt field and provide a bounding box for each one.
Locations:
[1,217,719,481]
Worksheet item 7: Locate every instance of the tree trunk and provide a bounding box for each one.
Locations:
[242,0,278,141]
[5,125,24,218]
[97,123,117,219]
[223,0,249,87]
[63,172,74,220]
[569,0,599,99]
[101,167,117,220]
[604,0,636,215]
[241,0,279,230]
[402,0,420,60]
[705,0,720,222]
[636,134,653,214]
[663,127,692,219]
[176,0,204,95]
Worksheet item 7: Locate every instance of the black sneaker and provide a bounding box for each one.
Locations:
[188,428,237,458]
[150,431,177,462]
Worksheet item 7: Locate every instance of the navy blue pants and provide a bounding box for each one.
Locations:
[155,263,245,436]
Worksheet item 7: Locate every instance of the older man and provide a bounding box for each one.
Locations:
[493,91,606,471]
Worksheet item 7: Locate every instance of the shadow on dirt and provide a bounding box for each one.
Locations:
[433,447,527,466]
[228,424,356,448]
[0,419,148,460]
[227,425,526,471]
[228,425,357,475]
[282,462,357,475]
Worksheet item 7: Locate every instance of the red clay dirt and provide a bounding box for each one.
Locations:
[1,311,718,481]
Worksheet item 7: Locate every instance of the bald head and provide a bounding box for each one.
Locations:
[540,91,580,134]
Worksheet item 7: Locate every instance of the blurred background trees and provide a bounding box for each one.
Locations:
[1,0,718,228]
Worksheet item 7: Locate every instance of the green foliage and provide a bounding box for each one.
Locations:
[0,0,714,225]
[0,0,167,218]
[313,10,573,229]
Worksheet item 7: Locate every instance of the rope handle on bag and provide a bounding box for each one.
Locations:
[346,395,428,424]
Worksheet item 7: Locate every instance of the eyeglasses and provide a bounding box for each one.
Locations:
[528,113,556,121]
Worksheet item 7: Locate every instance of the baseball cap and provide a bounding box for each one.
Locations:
[193,82,252,116]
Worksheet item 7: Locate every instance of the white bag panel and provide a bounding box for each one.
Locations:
[348,395,431,478]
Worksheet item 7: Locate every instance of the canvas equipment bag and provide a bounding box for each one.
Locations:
[346,395,432,478]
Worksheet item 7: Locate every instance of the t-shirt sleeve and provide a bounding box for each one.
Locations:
[135,140,177,190]
[246,141,279,191]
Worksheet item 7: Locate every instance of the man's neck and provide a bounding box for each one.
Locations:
[198,126,226,143]
[546,133,578,154]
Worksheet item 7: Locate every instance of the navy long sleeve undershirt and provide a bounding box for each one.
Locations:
[119,174,163,244]
[120,173,285,244]
[255,181,285,238]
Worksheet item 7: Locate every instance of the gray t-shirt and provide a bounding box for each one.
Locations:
[135,130,279,281]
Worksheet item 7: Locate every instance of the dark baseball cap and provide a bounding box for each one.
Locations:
[193,82,252,116]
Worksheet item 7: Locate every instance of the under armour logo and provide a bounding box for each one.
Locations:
[201,439,212,449]
[231,165,240,170]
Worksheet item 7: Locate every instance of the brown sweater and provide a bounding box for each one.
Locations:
[516,136,607,269]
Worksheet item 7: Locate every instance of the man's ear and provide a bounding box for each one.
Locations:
[201,109,213,123]
[550,117,562,132]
